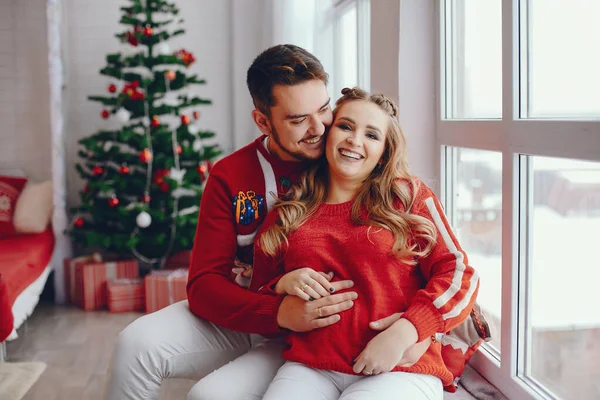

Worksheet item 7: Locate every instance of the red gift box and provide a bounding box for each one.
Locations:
[107,278,145,313]
[165,250,191,269]
[63,253,103,304]
[144,268,188,313]
[64,256,139,310]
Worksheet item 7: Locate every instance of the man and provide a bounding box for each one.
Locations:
[106,45,427,400]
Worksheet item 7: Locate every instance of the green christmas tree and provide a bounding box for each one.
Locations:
[69,0,221,268]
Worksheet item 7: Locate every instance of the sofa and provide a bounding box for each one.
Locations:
[0,172,55,346]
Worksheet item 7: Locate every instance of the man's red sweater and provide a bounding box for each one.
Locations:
[251,180,480,387]
[187,136,308,336]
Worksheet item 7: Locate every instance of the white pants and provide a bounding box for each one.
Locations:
[104,301,286,400]
[263,361,443,400]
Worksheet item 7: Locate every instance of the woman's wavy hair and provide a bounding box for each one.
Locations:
[259,87,436,263]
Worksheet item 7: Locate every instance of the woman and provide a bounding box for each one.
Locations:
[250,88,479,399]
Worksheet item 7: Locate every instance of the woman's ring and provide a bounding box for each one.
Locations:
[363,370,373,376]
[301,283,309,292]
[317,307,323,318]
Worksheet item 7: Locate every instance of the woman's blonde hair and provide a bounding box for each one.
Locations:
[259,87,436,263]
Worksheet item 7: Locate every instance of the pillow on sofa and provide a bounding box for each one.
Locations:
[13,180,53,234]
[0,175,28,237]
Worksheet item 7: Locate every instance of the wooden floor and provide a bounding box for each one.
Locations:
[5,302,194,400]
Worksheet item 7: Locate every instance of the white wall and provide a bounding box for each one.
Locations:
[370,0,437,192]
[0,0,52,181]
[63,0,233,206]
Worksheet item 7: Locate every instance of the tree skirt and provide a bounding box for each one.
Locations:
[0,362,46,400]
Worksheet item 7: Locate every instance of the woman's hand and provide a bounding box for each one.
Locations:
[353,318,419,375]
[274,268,336,301]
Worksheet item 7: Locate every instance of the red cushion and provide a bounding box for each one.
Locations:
[0,176,27,237]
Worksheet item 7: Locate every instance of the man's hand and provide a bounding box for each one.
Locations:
[369,312,431,367]
[277,280,356,332]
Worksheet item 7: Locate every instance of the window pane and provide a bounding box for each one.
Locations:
[453,147,502,355]
[527,156,600,399]
[525,0,600,118]
[335,3,358,96]
[445,0,502,119]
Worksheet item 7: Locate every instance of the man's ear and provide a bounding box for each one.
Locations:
[251,109,272,137]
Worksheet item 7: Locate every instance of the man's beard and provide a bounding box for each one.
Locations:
[269,123,323,162]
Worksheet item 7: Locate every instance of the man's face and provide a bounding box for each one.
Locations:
[266,80,333,162]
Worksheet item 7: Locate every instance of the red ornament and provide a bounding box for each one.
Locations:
[139,148,153,163]
[165,70,176,81]
[108,196,120,207]
[101,109,110,119]
[153,168,168,184]
[119,164,130,174]
[180,115,190,125]
[176,144,183,155]
[108,84,117,93]
[121,81,145,100]
[74,217,85,228]
[142,194,151,203]
[92,166,104,176]
[193,111,200,120]
[143,26,153,36]
[197,162,208,182]
[151,116,160,128]
[126,30,139,46]
[174,49,196,67]
[83,184,89,193]
[159,181,169,192]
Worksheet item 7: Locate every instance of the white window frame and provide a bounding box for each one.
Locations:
[437,1,600,399]
[333,0,371,95]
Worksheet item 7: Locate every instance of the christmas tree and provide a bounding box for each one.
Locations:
[69,0,221,268]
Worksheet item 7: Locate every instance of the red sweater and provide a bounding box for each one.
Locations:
[251,180,479,386]
[187,136,309,336]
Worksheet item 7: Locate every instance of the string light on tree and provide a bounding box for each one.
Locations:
[92,165,104,176]
[143,25,153,36]
[74,217,85,228]
[180,115,190,125]
[108,84,117,93]
[193,111,200,120]
[101,110,110,119]
[151,116,160,128]
[119,164,130,174]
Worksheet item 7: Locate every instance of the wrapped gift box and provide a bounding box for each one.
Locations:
[144,268,188,313]
[63,253,102,304]
[64,256,139,310]
[107,278,145,313]
[165,250,191,269]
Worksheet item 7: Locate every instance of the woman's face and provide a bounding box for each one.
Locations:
[326,100,388,184]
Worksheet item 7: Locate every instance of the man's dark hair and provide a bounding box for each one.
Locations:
[246,44,328,116]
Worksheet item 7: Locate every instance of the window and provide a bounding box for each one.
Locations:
[445,147,502,355]
[438,1,600,399]
[332,0,370,98]
[526,156,600,399]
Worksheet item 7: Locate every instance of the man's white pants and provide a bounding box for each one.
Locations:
[104,301,285,400]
